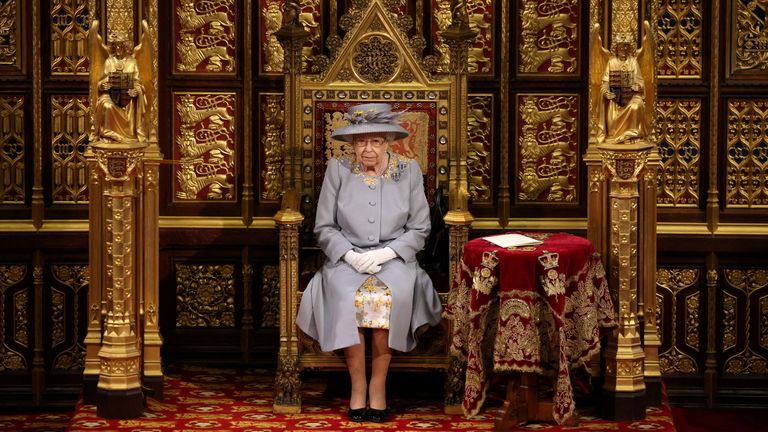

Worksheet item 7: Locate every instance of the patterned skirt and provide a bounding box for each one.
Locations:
[354,275,392,329]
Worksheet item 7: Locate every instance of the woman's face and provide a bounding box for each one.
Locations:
[352,133,389,169]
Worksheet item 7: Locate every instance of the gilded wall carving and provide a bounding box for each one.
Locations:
[730,0,768,74]
[175,263,236,327]
[655,98,701,207]
[0,0,18,67]
[516,94,578,203]
[260,93,284,201]
[761,295,768,350]
[174,0,236,73]
[656,0,702,78]
[432,0,492,75]
[51,95,89,203]
[0,265,26,371]
[467,94,492,203]
[13,290,27,348]
[51,265,88,370]
[173,93,236,201]
[722,291,737,351]
[657,268,699,374]
[518,0,578,75]
[725,99,768,208]
[50,0,90,74]
[0,95,24,203]
[723,269,768,374]
[261,0,322,73]
[261,264,279,327]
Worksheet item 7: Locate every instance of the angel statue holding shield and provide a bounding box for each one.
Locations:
[589,22,655,145]
[88,20,153,144]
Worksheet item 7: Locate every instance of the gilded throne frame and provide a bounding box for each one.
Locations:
[272,0,475,415]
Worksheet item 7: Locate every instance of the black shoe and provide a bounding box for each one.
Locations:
[367,407,389,423]
[347,407,367,422]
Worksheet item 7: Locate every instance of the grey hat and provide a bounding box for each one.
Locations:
[331,103,410,143]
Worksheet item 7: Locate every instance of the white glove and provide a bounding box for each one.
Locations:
[359,247,398,274]
[343,250,377,274]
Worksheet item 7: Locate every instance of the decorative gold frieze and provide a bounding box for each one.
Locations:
[611,0,637,44]
[655,98,701,207]
[261,93,284,201]
[105,0,133,43]
[50,0,90,74]
[13,290,27,348]
[722,291,737,351]
[0,95,24,203]
[0,0,19,66]
[726,99,768,208]
[175,0,236,73]
[0,265,27,371]
[51,264,89,370]
[730,0,768,74]
[51,95,90,203]
[685,292,700,350]
[656,0,702,78]
[261,1,285,73]
[261,264,279,327]
[519,0,578,74]
[657,268,699,374]
[175,263,236,327]
[517,94,578,203]
[174,93,236,201]
[723,269,768,374]
[466,94,492,203]
[433,0,492,75]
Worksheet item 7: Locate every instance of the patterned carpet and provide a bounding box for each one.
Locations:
[1,364,678,431]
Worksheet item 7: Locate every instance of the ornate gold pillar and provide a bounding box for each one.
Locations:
[640,154,661,405]
[83,147,104,404]
[272,6,309,414]
[440,0,475,415]
[92,142,146,418]
[599,142,651,420]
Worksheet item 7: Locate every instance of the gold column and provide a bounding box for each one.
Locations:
[440,0,475,415]
[93,142,146,418]
[641,154,661,405]
[599,142,650,420]
[31,0,43,227]
[83,147,104,404]
[272,7,309,413]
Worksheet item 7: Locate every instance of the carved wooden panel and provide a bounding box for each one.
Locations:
[0,0,20,69]
[657,268,702,374]
[258,0,322,75]
[725,99,768,208]
[728,0,768,78]
[431,0,493,75]
[721,268,768,374]
[0,265,28,371]
[517,0,579,75]
[260,264,278,327]
[49,264,88,370]
[515,94,579,203]
[50,95,89,204]
[175,263,236,328]
[50,0,90,75]
[173,0,237,74]
[656,0,702,78]
[467,94,493,203]
[0,95,25,204]
[655,98,701,207]
[173,92,237,202]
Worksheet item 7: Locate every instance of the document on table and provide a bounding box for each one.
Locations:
[483,233,543,248]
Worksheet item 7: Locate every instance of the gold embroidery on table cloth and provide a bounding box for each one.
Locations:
[472,251,499,295]
[355,276,392,329]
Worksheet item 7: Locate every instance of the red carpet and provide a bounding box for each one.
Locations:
[2,364,682,431]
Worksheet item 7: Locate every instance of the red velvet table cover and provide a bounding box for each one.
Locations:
[445,232,617,424]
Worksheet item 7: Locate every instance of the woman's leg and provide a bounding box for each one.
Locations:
[344,328,367,409]
[369,328,392,409]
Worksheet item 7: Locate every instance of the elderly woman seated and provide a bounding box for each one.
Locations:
[296,103,442,423]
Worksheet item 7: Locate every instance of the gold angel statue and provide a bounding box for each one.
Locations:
[88,20,153,144]
[589,22,655,145]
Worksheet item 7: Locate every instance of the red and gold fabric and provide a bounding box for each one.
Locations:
[446,232,617,424]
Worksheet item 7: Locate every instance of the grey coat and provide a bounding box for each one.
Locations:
[296,153,443,352]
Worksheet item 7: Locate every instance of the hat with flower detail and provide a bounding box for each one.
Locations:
[331,103,410,143]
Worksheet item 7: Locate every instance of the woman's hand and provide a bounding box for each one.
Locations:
[343,250,378,274]
[363,247,397,268]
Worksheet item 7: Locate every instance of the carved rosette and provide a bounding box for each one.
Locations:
[518,0,578,74]
[175,264,236,327]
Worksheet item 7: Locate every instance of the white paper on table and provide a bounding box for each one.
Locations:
[482,233,543,248]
